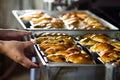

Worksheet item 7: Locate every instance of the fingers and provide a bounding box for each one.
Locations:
[18,31,32,36]
[24,48,37,57]
[23,41,36,48]
[18,57,39,68]
[23,58,39,68]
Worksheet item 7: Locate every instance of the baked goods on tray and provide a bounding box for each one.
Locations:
[99,49,120,63]
[35,33,94,64]
[20,12,45,21]
[20,11,110,30]
[34,32,120,64]
[76,33,120,64]
[59,12,109,30]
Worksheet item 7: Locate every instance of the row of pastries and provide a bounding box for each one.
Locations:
[21,11,119,64]
[77,33,120,64]
[20,11,110,30]
[59,11,109,30]
[35,33,94,64]
[21,12,65,29]
[34,32,120,64]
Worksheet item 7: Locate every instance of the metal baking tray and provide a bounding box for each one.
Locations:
[12,10,119,30]
[29,30,120,80]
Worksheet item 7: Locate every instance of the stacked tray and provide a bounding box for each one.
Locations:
[31,30,120,65]
[28,30,120,80]
[12,10,118,30]
[12,10,120,80]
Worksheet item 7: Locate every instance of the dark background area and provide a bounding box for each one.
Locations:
[90,0,120,29]
[65,0,120,29]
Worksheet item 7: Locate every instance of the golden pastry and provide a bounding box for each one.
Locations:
[111,42,120,49]
[49,18,65,28]
[99,49,120,63]
[90,43,114,53]
[31,14,52,24]
[84,17,99,25]
[66,52,94,64]
[79,37,98,46]
[55,51,70,57]
[114,59,120,64]
[76,12,88,19]
[83,33,110,43]
[85,25,110,30]
[44,48,57,55]
[21,12,45,20]
[66,45,81,53]
[47,54,65,62]
[40,42,67,51]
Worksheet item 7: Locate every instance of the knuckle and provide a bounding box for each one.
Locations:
[16,56,23,63]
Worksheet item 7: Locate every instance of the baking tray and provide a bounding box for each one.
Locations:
[12,10,119,30]
[29,30,120,80]
[30,30,120,66]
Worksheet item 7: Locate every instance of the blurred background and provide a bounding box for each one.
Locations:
[0,0,120,80]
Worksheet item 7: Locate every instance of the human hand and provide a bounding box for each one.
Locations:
[0,29,32,40]
[0,40,39,68]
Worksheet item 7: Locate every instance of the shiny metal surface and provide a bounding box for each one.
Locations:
[12,10,119,30]
[30,30,120,80]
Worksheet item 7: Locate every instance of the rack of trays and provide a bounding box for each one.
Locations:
[12,10,120,80]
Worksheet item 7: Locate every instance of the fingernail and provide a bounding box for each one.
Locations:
[31,40,36,44]
[25,31,32,34]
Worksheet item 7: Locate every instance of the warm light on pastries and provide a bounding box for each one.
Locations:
[90,43,114,53]
[99,49,120,63]
[76,33,120,64]
[35,33,120,64]
[59,11,110,30]
[83,33,110,43]
[31,15,52,24]
[20,12,45,20]
[55,51,70,57]
[47,54,65,62]
[20,11,111,30]
[79,37,98,46]
[35,33,94,64]
[111,42,120,49]
[66,52,94,64]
